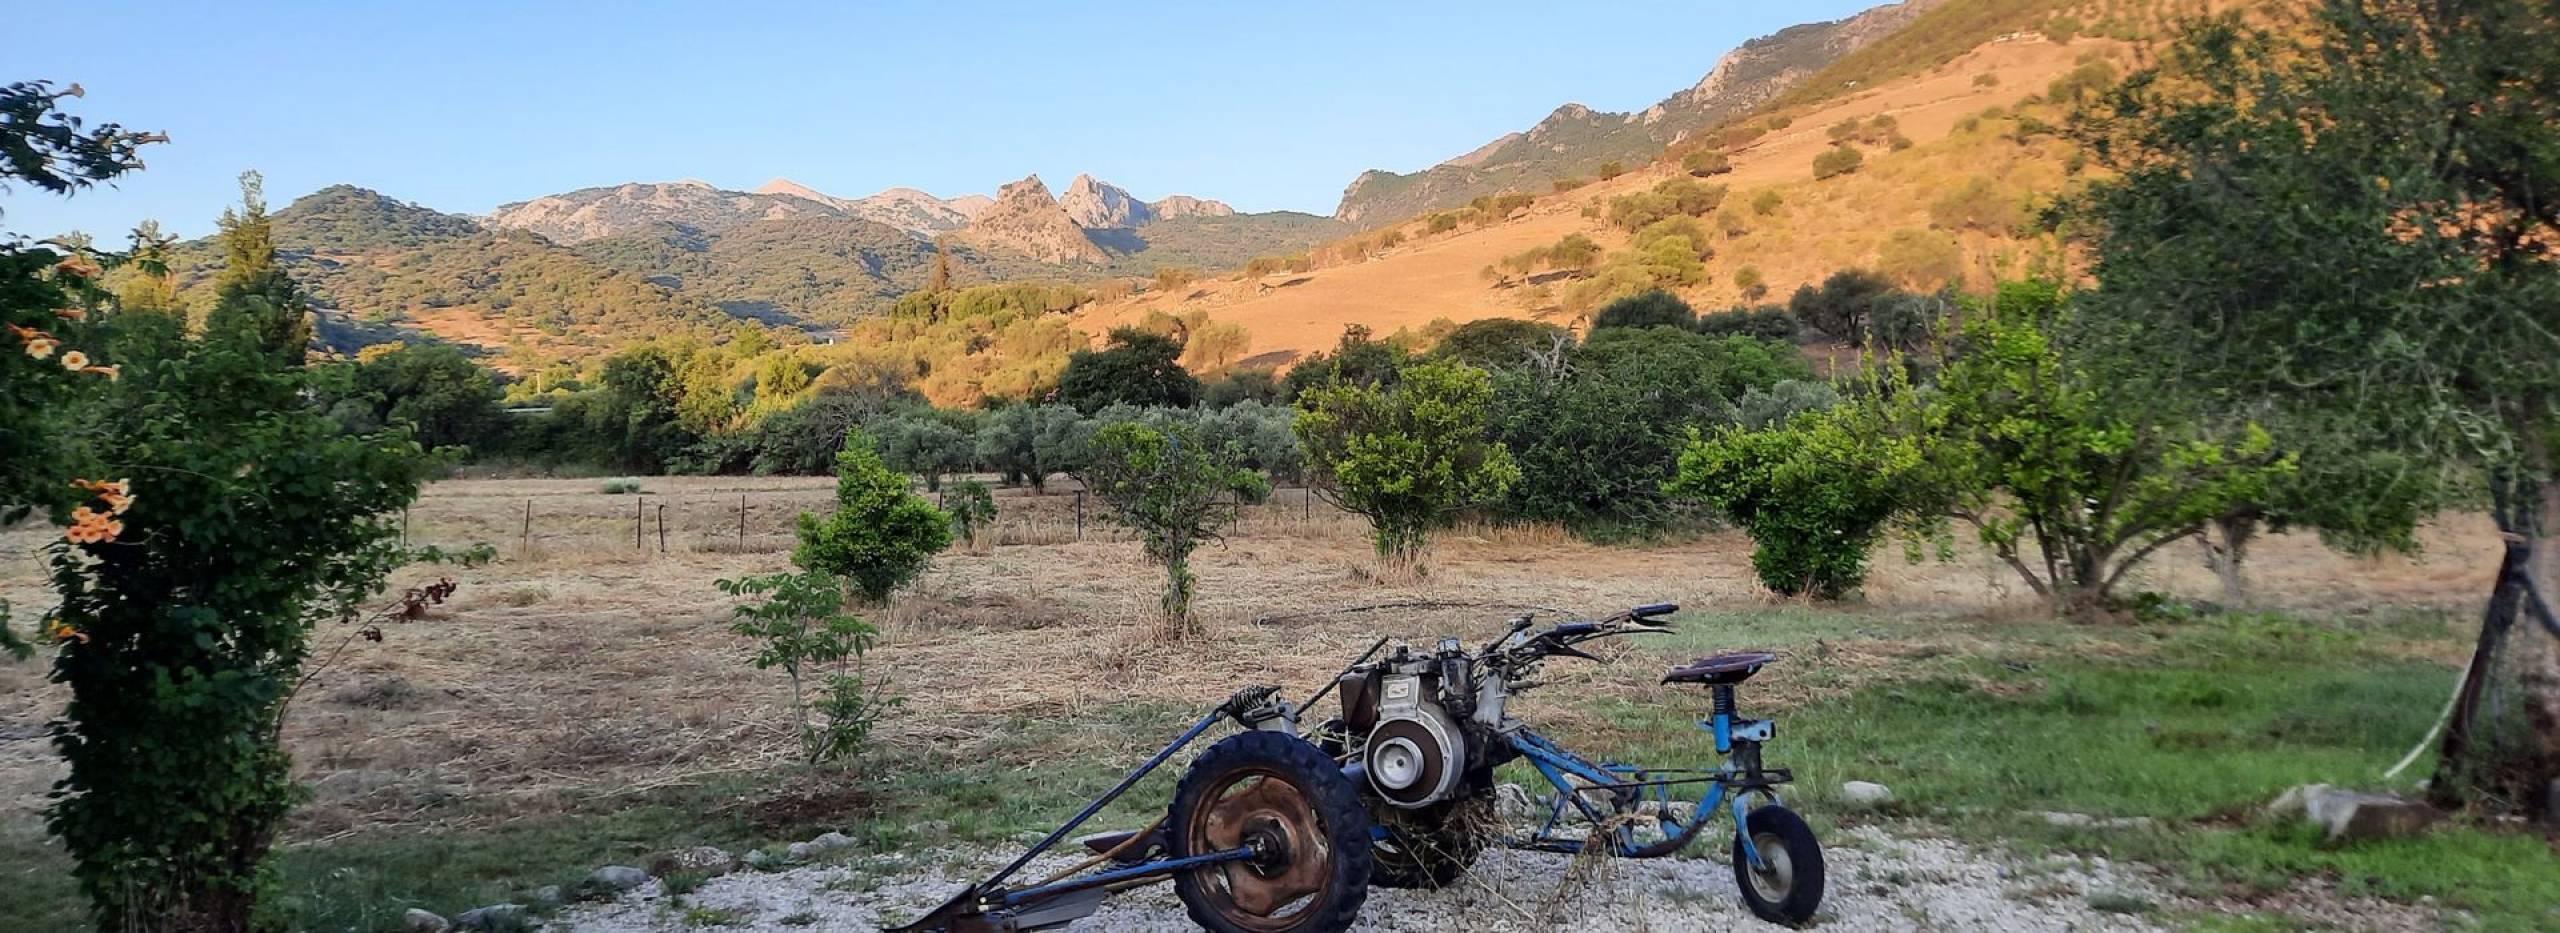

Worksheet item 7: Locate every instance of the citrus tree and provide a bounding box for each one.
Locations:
[794,427,952,603]
[1295,358,1518,578]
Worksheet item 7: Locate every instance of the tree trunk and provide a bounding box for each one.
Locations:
[2202,516,2257,607]
[2521,476,2560,818]
[2432,475,2560,815]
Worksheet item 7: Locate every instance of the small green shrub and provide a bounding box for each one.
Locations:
[601,479,644,495]
[1597,160,1626,180]
[1972,72,1999,88]
[1666,410,1911,599]
[1812,144,1865,180]
[792,428,952,603]
[1682,150,1733,177]
[1591,290,1697,330]
[1751,189,1784,216]
[717,570,890,765]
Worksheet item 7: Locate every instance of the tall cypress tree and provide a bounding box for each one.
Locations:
[201,172,312,367]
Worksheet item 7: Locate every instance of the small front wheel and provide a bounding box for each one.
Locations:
[1731,804,1824,926]
[1169,731,1373,933]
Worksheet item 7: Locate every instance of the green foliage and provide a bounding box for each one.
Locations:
[1495,329,1809,539]
[314,342,504,452]
[1295,359,1519,574]
[943,479,998,543]
[1590,290,1695,331]
[1692,304,1796,341]
[1056,327,1200,413]
[973,402,1088,491]
[1596,160,1626,180]
[792,428,952,603]
[600,479,643,494]
[1499,233,1603,275]
[1811,144,1864,180]
[715,571,887,765]
[1282,324,1410,400]
[1731,264,1767,301]
[1882,282,2298,614]
[873,411,975,491]
[1750,189,1784,216]
[1682,149,1733,177]
[1075,421,1263,635]
[1202,368,1284,408]
[1605,178,1726,232]
[1427,318,1568,371]
[41,182,429,929]
[1668,406,1914,598]
[1787,269,1896,344]
[2043,59,2119,104]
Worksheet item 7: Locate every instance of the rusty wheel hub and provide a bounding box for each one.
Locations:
[1196,773,1332,920]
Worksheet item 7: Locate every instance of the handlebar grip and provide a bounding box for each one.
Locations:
[1631,603,1679,619]
[1549,621,1599,638]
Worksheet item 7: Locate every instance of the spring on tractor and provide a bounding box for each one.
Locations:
[1712,685,1738,720]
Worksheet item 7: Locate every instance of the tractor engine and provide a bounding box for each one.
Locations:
[1336,640,1509,808]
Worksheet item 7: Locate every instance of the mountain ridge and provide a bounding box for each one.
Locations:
[1333,0,1946,225]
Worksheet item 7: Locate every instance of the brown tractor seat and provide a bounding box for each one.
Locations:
[1662,652,1778,686]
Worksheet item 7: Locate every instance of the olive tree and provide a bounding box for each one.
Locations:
[2069,0,2560,806]
[1295,359,1519,579]
[1076,421,1264,638]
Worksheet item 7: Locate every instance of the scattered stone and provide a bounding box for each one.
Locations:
[1494,783,1535,822]
[914,820,952,839]
[2270,783,2439,842]
[2035,810,2154,829]
[579,865,650,899]
[785,841,816,860]
[808,830,856,851]
[402,908,450,933]
[1841,780,1896,806]
[452,904,526,931]
[530,885,564,909]
[652,845,738,877]
[742,849,779,871]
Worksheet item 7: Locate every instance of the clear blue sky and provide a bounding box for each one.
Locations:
[11,1,1879,240]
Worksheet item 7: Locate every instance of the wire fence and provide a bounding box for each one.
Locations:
[398,480,1361,559]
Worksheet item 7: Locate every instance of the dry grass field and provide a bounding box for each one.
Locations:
[1,475,2539,929]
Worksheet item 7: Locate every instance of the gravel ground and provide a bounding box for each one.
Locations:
[555,825,2178,932]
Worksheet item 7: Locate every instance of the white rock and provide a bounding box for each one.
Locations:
[2271,783,2440,841]
[742,849,779,870]
[402,908,450,933]
[809,830,856,851]
[581,865,649,897]
[1494,783,1536,822]
[530,885,563,908]
[785,841,816,860]
[1841,780,1895,805]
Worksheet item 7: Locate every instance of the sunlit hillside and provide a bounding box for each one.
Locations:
[1071,34,2120,366]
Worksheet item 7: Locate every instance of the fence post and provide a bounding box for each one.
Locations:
[656,503,668,553]
[634,497,645,550]
[1074,491,1085,541]
[738,493,747,546]
[1304,486,1312,520]
[520,499,531,558]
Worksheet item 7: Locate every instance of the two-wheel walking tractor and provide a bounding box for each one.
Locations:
[889,603,1824,932]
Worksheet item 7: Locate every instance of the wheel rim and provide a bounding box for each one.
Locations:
[1745,831,1794,901]
[1185,767,1334,931]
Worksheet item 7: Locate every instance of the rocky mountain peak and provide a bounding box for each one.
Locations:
[953,175,1107,264]
[1060,174,1152,229]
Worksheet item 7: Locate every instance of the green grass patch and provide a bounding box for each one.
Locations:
[1547,609,2559,928]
